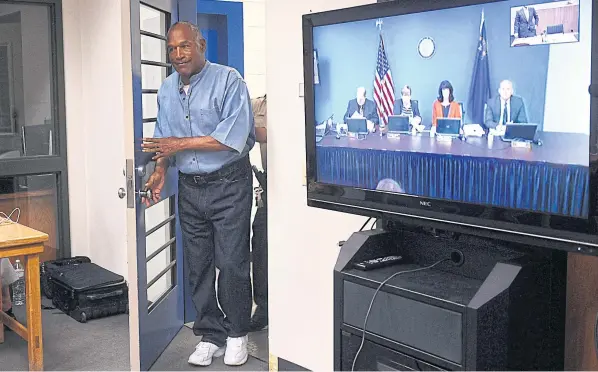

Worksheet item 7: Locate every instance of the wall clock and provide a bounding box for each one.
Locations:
[418,37,435,59]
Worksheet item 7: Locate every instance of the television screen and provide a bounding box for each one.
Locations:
[304,0,598,251]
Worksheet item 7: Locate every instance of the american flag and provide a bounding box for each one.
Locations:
[374,34,395,126]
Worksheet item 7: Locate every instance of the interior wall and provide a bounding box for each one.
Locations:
[265,0,374,370]
[543,0,591,134]
[62,0,130,279]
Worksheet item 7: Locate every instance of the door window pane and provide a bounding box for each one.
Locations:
[142,93,158,120]
[145,197,176,309]
[0,3,55,158]
[140,4,167,35]
[0,173,59,261]
[141,64,168,91]
[141,36,167,63]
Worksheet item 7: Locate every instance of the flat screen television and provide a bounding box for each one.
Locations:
[303,0,598,253]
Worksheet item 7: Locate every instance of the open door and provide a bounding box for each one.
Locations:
[128,0,184,370]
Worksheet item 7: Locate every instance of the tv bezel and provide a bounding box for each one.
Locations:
[303,0,598,254]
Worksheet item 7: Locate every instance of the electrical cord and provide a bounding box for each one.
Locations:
[359,217,372,232]
[351,257,451,372]
[594,310,598,360]
[0,208,20,225]
[370,218,378,230]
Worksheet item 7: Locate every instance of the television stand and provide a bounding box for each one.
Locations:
[334,225,566,371]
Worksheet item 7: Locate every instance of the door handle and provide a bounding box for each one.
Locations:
[118,188,126,199]
[136,189,152,200]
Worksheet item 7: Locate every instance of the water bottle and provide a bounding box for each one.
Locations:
[12,260,25,306]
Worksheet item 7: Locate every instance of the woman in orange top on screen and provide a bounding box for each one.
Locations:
[432,80,462,126]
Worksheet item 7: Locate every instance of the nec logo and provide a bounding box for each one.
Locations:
[420,201,432,207]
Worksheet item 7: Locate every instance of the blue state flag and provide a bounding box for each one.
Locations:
[467,11,491,126]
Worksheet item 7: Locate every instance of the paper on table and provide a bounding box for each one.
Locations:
[351,111,365,119]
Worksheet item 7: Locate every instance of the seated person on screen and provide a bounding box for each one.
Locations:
[1,258,18,330]
[432,80,462,127]
[343,87,380,131]
[484,80,528,132]
[392,85,424,132]
[376,178,405,193]
[514,5,539,38]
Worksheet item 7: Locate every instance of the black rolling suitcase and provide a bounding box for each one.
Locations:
[40,256,91,299]
[48,262,128,323]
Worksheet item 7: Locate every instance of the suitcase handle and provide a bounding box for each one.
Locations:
[85,289,124,301]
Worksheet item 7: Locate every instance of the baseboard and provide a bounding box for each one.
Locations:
[277,357,310,371]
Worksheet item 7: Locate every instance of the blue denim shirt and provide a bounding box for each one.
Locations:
[154,61,255,174]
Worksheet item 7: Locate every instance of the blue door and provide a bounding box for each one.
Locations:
[130,0,184,369]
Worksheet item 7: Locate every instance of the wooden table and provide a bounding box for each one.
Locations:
[0,223,48,371]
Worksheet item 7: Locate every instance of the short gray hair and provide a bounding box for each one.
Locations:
[168,21,204,47]
[376,178,405,193]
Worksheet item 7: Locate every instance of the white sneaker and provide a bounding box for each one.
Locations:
[224,335,249,366]
[188,341,225,366]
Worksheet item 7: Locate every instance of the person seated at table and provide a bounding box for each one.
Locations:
[392,85,424,132]
[514,5,539,38]
[432,80,462,127]
[1,258,18,331]
[376,178,405,193]
[484,79,528,131]
[343,87,380,131]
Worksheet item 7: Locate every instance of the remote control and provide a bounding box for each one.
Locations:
[353,255,403,271]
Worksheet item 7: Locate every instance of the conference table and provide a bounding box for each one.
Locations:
[511,33,579,46]
[316,131,589,217]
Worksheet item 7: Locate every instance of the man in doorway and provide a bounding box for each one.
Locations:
[250,94,268,332]
[142,21,255,367]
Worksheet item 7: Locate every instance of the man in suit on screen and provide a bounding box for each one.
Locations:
[514,5,539,38]
[343,87,380,129]
[484,80,529,130]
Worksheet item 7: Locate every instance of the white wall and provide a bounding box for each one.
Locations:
[543,0,591,135]
[63,0,130,279]
[266,0,373,370]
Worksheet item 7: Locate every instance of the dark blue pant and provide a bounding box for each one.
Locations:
[178,158,253,347]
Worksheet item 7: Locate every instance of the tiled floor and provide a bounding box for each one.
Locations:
[1,299,268,371]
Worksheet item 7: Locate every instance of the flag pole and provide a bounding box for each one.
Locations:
[480,9,484,33]
[376,18,383,34]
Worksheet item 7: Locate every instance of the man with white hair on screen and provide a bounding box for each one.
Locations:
[376,178,405,193]
[343,87,380,132]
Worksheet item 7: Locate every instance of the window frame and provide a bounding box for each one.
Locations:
[0,0,70,258]
[0,41,16,136]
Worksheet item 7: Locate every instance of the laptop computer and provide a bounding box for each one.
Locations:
[436,118,461,137]
[347,118,368,135]
[502,123,538,142]
[387,115,411,134]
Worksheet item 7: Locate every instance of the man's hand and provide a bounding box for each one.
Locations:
[142,137,186,160]
[143,169,166,207]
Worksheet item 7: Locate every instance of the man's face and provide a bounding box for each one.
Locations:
[167,26,206,79]
[357,90,365,106]
[401,89,411,104]
[499,82,513,101]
